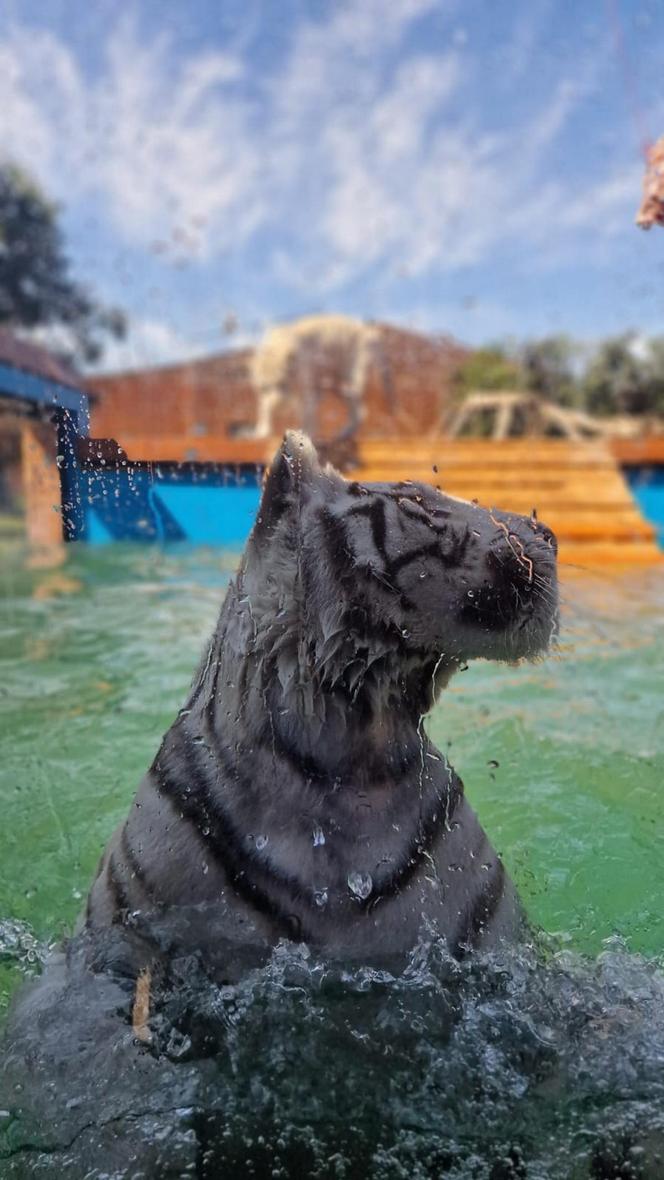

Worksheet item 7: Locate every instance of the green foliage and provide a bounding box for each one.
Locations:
[520,335,579,407]
[453,332,664,422]
[644,338,664,417]
[454,346,521,395]
[0,163,125,366]
[581,333,664,417]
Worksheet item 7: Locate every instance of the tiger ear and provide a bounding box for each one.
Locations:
[254,431,321,537]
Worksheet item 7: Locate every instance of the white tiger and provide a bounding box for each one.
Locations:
[1,432,561,1177]
[82,431,558,964]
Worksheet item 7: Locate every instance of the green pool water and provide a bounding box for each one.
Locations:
[0,542,662,1018]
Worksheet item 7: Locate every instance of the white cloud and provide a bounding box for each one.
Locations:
[15,316,222,374]
[88,317,217,374]
[0,0,641,338]
[260,6,627,291]
[88,312,265,374]
[0,19,262,256]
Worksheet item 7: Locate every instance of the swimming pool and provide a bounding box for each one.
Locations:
[1,542,663,1175]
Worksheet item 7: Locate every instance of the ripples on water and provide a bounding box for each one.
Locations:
[0,545,663,1177]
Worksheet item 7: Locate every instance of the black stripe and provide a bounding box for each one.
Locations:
[320,505,417,612]
[120,824,145,881]
[345,492,470,581]
[266,724,423,785]
[119,824,159,908]
[151,724,465,936]
[346,498,390,564]
[318,507,357,581]
[106,853,132,922]
[153,728,460,929]
[204,650,222,732]
[151,748,316,942]
[368,497,388,560]
[450,857,506,957]
[389,541,443,575]
[361,769,464,905]
[207,689,462,901]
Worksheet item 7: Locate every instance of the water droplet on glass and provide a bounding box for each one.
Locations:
[312,825,325,846]
[467,590,475,598]
[314,889,328,908]
[255,834,268,851]
[55,454,65,469]
[202,862,209,875]
[347,871,372,900]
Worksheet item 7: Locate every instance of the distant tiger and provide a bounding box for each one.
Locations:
[240,315,392,453]
[85,431,558,967]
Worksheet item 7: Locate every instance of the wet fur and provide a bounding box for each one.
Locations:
[1,432,564,1177]
[85,431,558,968]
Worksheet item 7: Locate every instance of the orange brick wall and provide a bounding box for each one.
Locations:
[90,326,467,450]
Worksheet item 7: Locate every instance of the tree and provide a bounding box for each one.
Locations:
[640,337,664,418]
[580,333,662,417]
[520,335,579,407]
[0,163,125,366]
[453,345,521,396]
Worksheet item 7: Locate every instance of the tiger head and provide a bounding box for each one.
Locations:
[240,431,558,716]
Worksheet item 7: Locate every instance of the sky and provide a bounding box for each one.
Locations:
[1,0,664,372]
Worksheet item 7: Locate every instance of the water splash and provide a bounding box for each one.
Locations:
[0,918,50,974]
[3,929,664,1176]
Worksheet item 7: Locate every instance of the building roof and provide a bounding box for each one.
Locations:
[0,329,86,391]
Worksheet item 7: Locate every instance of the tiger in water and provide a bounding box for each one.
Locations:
[84,431,558,969]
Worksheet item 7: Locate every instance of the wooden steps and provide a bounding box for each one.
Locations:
[350,439,662,568]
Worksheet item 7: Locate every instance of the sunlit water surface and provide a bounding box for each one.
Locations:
[0,542,663,1177]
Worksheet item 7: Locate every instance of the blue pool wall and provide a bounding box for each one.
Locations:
[625,465,664,548]
[82,464,263,546]
[79,461,664,549]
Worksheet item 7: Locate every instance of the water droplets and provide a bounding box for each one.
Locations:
[314,889,328,908]
[312,825,325,847]
[347,871,373,900]
[254,834,269,851]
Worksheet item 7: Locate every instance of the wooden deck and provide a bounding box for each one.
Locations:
[610,436,664,465]
[349,439,662,568]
